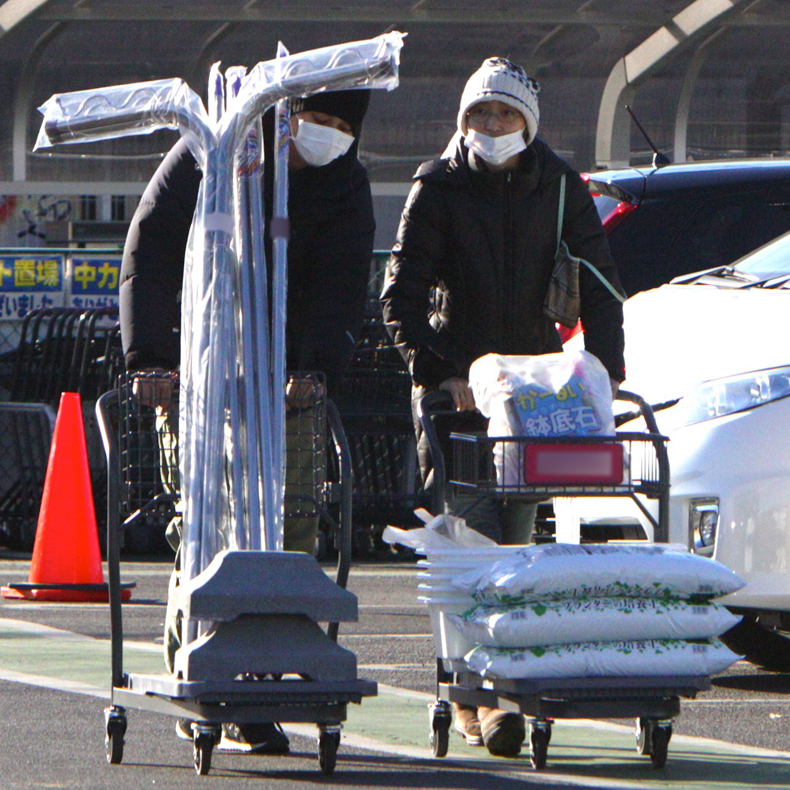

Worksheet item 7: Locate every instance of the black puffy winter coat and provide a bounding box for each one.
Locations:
[120,120,375,389]
[380,136,625,387]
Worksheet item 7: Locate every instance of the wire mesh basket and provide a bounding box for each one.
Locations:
[449,431,669,500]
[113,370,330,529]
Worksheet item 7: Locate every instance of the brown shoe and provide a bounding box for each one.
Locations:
[479,707,525,758]
[453,703,483,746]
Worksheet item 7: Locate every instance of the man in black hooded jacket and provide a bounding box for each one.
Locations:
[120,88,374,754]
[381,57,625,758]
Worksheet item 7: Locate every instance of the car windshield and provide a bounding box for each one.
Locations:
[733,229,790,277]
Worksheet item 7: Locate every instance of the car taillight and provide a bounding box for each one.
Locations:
[600,200,637,234]
[558,321,582,344]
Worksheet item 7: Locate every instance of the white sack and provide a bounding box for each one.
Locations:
[448,597,741,648]
[464,638,741,680]
[453,542,746,605]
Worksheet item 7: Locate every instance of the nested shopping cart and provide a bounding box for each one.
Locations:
[96,370,374,776]
[417,389,710,770]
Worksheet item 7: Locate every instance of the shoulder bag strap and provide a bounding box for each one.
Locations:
[555,173,566,257]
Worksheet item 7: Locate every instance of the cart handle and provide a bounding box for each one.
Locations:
[615,389,661,434]
[416,390,456,515]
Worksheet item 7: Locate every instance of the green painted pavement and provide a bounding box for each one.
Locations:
[1,617,789,789]
[346,691,790,788]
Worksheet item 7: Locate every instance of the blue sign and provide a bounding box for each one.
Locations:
[0,255,63,292]
[70,257,121,296]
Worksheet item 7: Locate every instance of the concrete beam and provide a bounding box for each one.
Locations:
[673,29,728,163]
[595,0,751,169]
[32,4,790,26]
[0,0,50,36]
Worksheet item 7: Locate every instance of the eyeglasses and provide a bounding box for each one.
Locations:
[466,106,523,126]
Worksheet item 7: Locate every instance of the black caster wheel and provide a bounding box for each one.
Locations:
[193,728,217,776]
[428,702,451,758]
[650,724,671,769]
[318,729,341,775]
[530,724,550,770]
[636,717,652,756]
[104,706,127,765]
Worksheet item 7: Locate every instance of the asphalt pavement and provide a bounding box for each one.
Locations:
[0,553,789,790]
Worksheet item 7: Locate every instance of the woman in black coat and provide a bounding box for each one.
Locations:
[381,59,626,756]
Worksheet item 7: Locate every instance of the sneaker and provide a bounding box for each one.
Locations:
[175,718,193,741]
[217,722,290,755]
[479,707,525,758]
[453,703,483,746]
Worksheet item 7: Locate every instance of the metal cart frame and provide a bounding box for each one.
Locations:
[96,373,373,776]
[418,389,709,769]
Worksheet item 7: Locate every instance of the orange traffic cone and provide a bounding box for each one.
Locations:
[2,392,134,602]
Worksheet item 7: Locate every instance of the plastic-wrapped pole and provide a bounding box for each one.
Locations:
[208,62,224,126]
[34,78,215,170]
[269,41,291,551]
[226,64,265,551]
[219,65,249,552]
[247,108,275,551]
[35,32,406,583]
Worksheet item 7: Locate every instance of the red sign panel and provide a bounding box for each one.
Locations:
[524,443,624,485]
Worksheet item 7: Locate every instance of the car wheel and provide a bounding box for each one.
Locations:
[720,612,790,672]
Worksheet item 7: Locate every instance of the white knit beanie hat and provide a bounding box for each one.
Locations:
[457,57,540,143]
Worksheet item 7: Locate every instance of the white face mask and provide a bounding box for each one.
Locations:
[292,120,354,167]
[465,127,527,166]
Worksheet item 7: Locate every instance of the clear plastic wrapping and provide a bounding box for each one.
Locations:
[34,32,406,616]
[35,78,214,169]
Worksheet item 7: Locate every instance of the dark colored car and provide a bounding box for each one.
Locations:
[585,159,790,297]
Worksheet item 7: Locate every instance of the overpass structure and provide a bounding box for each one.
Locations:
[0,0,789,247]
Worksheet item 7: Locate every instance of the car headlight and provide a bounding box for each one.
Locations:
[672,366,790,427]
[689,498,719,556]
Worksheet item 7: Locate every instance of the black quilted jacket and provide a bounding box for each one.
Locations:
[381,136,625,387]
[120,120,375,387]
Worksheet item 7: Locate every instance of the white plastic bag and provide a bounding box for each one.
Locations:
[468,351,615,487]
[448,597,741,648]
[453,542,746,605]
[464,638,741,679]
[381,512,498,554]
[469,351,615,436]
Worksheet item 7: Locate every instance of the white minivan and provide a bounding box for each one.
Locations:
[571,229,790,670]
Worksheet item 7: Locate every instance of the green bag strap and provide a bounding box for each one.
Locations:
[579,256,626,303]
[556,172,625,304]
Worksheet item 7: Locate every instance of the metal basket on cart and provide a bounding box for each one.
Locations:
[420,388,670,543]
[107,370,345,554]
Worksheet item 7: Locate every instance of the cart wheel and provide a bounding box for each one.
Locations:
[636,717,652,756]
[428,702,451,758]
[318,730,340,775]
[530,724,550,770]
[650,724,671,769]
[104,706,126,765]
[193,729,216,776]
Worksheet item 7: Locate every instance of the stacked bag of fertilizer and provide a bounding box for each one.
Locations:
[448,543,745,680]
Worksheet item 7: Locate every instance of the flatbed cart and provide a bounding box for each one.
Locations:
[96,371,376,776]
[417,389,710,769]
